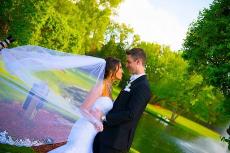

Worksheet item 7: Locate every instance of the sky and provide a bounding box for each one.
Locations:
[113,0,214,51]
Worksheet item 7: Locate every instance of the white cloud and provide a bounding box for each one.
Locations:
[113,0,187,51]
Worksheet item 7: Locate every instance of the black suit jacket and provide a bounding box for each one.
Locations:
[97,75,151,151]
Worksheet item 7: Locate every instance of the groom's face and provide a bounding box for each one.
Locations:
[126,55,138,74]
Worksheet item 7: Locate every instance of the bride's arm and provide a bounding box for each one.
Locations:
[79,83,103,131]
[79,108,103,131]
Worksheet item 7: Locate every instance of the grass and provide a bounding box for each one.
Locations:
[35,69,95,93]
[130,148,140,153]
[0,61,221,152]
[145,104,221,140]
[0,144,34,153]
[0,144,139,153]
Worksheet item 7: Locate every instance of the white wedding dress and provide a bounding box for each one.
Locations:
[48,96,113,153]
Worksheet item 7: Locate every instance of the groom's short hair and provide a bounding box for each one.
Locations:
[126,48,146,65]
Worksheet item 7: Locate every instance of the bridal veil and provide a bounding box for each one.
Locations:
[0,45,105,146]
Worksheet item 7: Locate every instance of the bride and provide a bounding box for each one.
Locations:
[48,57,123,153]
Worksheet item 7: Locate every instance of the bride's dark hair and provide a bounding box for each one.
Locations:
[104,57,121,79]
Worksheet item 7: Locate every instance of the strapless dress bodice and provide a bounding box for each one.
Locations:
[92,96,113,114]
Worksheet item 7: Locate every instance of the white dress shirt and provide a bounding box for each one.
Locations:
[129,73,145,83]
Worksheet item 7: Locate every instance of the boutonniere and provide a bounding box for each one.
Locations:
[124,81,131,92]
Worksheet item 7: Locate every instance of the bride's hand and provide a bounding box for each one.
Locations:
[90,108,103,121]
[94,121,103,132]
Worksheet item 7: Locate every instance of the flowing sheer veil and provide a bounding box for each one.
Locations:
[0,45,105,146]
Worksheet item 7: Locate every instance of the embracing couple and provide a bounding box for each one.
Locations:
[49,48,151,153]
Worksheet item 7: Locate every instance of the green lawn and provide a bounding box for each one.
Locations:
[0,144,34,153]
[0,144,139,153]
[145,104,221,140]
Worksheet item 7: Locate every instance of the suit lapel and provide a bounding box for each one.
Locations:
[112,75,147,111]
[115,75,146,101]
[114,75,146,101]
[130,75,146,87]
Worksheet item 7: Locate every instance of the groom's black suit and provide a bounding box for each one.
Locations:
[93,75,151,153]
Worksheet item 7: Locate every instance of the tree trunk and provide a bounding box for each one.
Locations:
[170,111,179,123]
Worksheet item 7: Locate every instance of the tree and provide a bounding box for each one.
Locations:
[0,0,123,54]
[93,22,140,87]
[182,0,230,114]
[0,0,44,45]
[138,42,224,123]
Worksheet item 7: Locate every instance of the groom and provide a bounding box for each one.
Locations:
[93,48,151,153]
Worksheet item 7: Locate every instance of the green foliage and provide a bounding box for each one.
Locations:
[0,0,38,44]
[191,86,225,123]
[0,0,122,54]
[182,0,230,111]
[137,42,225,124]
[136,42,161,87]
[91,22,140,87]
